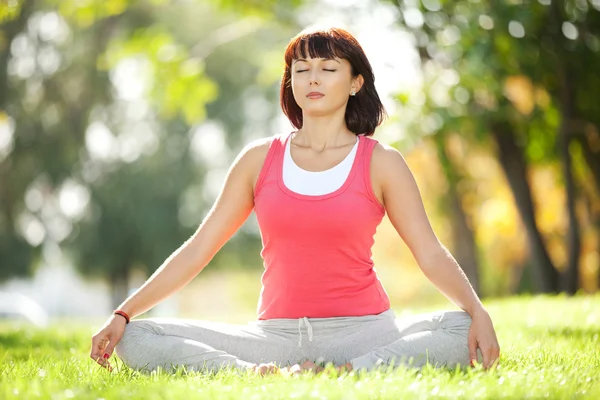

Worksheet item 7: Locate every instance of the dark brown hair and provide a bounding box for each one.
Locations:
[280,27,387,136]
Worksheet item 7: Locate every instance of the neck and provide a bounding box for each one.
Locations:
[294,112,356,151]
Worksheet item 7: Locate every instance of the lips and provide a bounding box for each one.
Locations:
[306,92,324,99]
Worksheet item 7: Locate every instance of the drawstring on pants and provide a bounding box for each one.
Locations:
[297,317,314,347]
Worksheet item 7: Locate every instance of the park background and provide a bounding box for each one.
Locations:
[1,0,599,325]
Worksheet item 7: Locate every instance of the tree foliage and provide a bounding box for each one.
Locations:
[387,0,600,293]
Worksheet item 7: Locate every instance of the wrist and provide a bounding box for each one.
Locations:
[468,305,488,318]
[112,314,127,325]
[113,309,131,324]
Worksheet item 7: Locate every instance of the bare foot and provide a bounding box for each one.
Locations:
[263,361,353,377]
[335,362,353,374]
[280,360,323,375]
[249,362,280,376]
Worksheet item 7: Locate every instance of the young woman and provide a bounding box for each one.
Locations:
[90,26,500,376]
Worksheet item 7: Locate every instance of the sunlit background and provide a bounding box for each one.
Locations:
[1,0,599,326]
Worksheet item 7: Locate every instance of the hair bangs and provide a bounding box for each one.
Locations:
[291,34,347,63]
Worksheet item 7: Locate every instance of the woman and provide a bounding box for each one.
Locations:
[90,26,500,376]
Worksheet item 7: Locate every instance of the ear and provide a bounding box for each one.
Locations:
[352,74,365,94]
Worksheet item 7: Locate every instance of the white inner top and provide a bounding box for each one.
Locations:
[282,135,359,195]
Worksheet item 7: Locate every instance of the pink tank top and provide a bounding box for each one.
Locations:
[253,132,391,320]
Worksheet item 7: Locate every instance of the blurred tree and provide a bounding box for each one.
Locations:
[433,131,480,294]
[1,0,40,281]
[0,0,301,307]
[387,0,600,294]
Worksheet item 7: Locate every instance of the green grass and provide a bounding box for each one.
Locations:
[1,294,599,399]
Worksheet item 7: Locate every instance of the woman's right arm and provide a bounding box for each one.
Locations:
[113,138,270,319]
[90,137,272,370]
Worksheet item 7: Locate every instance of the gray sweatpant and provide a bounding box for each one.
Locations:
[115,309,483,374]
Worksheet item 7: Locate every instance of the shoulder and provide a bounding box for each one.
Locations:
[233,135,278,166]
[232,135,282,187]
[370,141,410,183]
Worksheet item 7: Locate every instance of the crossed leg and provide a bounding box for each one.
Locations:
[115,318,300,374]
[347,310,483,372]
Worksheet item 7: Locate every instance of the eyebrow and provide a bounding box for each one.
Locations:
[293,58,341,65]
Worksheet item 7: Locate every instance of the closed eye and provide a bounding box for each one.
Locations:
[295,69,337,73]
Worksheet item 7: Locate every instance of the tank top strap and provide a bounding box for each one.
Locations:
[358,135,385,213]
[254,132,292,198]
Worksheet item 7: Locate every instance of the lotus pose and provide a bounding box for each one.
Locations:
[90,26,500,376]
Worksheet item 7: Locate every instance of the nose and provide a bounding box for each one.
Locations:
[309,70,320,86]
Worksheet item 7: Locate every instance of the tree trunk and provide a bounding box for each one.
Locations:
[574,127,600,191]
[549,0,582,293]
[556,87,581,294]
[581,185,600,292]
[490,122,559,293]
[434,134,481,295]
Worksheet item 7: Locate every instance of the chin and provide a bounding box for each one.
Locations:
[302,107,336,118]
[299,102,340,116]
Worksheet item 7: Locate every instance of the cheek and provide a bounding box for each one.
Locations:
[324,73,351,93]
[290,77,304,97]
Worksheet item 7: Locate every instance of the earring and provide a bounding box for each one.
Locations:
[350,91,356,96]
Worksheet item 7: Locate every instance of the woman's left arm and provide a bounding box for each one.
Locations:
[372,144,500,369]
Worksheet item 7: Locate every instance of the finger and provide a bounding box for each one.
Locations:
[104,342,117,360]
[486,347,499,369]
[93,352,110,369]
[467,336,478,366]
[94,353,112,371]
[489,357,499,369]
[92,350,106,367]
[490,347,501,368]
[90,337,108,361]
[101,358,113,372]
[482,347,492,369]
[90,338,102,361]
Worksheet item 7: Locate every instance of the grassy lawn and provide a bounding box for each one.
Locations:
[1,294,599,399]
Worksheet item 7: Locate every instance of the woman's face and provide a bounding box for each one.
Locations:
[290,56,361,117]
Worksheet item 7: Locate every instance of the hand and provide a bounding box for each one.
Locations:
[90,315,127,372]
[468,308,500,369]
